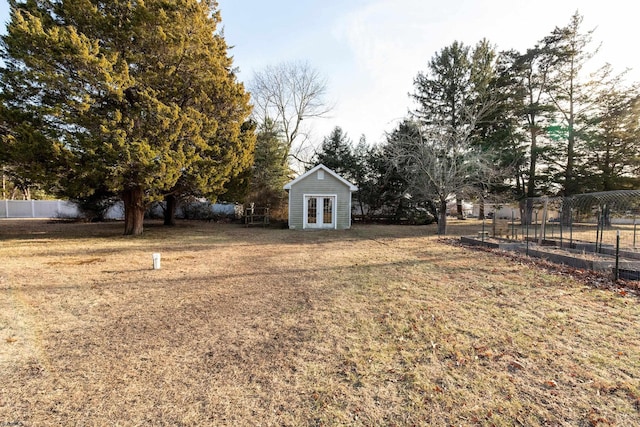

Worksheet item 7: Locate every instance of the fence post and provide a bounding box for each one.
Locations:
[599,208,605,253]
[511,209,515,240]
[569,208,573,248]
[559,208,563,248]
[615,230,620,281]
[595,207,601,254]
[540,198,548,244]
[526,216,530,256]
[521,203,525,243]
[4,199,8,218]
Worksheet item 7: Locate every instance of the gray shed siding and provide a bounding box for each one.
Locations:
[288,170,352,229]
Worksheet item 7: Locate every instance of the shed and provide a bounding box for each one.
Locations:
[283,164,358,230]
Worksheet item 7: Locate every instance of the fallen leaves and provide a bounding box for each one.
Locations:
[509,360,525,371]
[588,407,614,426]
[544,379,558,389]
[450,238,640,296]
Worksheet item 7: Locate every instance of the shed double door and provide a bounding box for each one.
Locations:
[304,195,336,229]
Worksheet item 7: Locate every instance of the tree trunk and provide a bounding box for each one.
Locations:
[564,67,577,197]
[492,211,497,237]
[603,204,611,227]
[565,128,576,196]
[456,197,464,220]
[561,199,572,227]
[522,198,534,225]
[438,198,447,235]
[122,187,145,235]
[164,194,177,226]
[527,126,538,199]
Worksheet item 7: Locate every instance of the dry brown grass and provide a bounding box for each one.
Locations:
[1,219,639,426]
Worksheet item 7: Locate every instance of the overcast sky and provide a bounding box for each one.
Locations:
[1,0,639,147]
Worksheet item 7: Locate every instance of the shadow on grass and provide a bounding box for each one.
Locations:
[0,219,445,241]
[0,248,528,296]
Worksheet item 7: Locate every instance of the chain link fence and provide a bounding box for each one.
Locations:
[516,190,640,252]
[474,190,640,280]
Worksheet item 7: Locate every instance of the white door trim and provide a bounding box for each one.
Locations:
[303,194,337,229]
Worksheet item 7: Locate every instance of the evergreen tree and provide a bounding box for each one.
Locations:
[163,119,256,226]
[580,85,640,191]
[351,135,375,217]
[542,11,604,197]
[505,46,557,200]
[382,120,421,218]
[493,47,557,223]
[412,41,472,129]
[0,104,64,200]
[357,142,390,218]
[0,0,253,234]
[314,126,357,181]
[247,118,290,212]
[468,42,523,216]
[314,129,383,218]
[412,40,500,219]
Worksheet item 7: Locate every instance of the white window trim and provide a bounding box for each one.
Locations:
[303,194,337,229]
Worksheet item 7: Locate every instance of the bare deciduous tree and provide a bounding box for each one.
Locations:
[388,110,500,235]
[250,61,330,168]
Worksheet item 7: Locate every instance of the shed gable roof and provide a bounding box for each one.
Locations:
[283,164,358,191]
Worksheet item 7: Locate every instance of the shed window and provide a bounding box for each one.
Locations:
[307,198,317,224]
[317,170,325,180]
[323,198,333,224]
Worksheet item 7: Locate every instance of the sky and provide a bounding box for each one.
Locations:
[1,0,639,148]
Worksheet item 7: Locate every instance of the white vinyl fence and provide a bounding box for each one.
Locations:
[0,199,124,219]
[0,199,240,220]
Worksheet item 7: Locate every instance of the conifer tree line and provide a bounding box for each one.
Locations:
[312,12,640,234]
[1,4,638,236]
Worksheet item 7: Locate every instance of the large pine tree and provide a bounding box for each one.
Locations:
[581,84,640,191]
[0,0,254,234]
[411,40,500,220]
[542,12,602,197]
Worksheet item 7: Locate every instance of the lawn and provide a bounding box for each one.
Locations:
[1,219,639,426]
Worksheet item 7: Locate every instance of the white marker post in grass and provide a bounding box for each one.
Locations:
[152,253,161,270]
